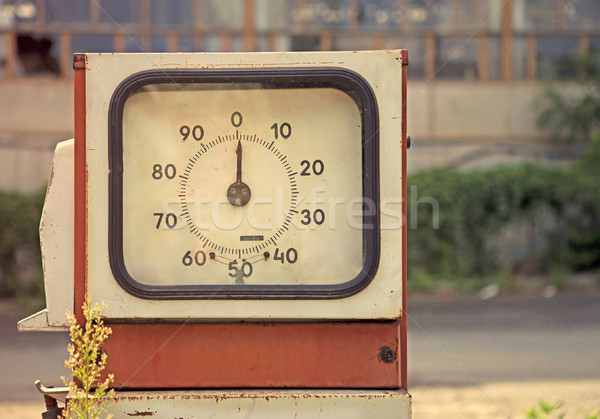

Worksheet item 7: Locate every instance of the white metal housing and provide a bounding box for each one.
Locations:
[83,51,404,320]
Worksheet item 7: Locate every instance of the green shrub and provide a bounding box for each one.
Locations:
[2,141,600,301]
[536,52,600,142]
[407,156,600,290]
[0,189,45,301]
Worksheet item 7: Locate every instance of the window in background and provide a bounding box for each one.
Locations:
[357,0,400,29]
[487,36,501,80]
[435,37,478,80]
[290,36,321,51]
[565,0,600,30]
[383,37,425,79]
[457,0,502,31]
[406,0,503,32]
[71,35,114,55]
[150,0,194,27]
[276,37,293,51]
[255,36,270,52]
[513,0,559,31]
[150,37,168,52]
[296,0,351,28]
[537,37,579,79]
[255,0,295,30]
[229,36,244,52]
[98,0,139,25]
[2,0,37,25]
[332,36,373,51]
[202,35,222,52]
[202,0,244,29]
[178,37,196,52]
[255,35,293,52]
[512,36,528,79]
[45,0,90,25]
[17,34,60,76]
[407,0,451,30]
[124,36,144,52]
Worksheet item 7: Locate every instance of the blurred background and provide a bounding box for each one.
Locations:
[0,1,599,418]
[1,0,599,307]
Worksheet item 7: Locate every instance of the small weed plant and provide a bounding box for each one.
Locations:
[525,401,599,419]
[62,301,115,419]
[526,401,566,419]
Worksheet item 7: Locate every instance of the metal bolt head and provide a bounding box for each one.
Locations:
[378,346,397,363]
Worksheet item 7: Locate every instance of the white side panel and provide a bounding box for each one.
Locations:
[105,390,411,419]
[19,139,74,331]
[85,51,404,320]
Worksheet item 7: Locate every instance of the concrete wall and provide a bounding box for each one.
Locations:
[0,78,73,192]
[0,79,73,136]
[0,78,570,192]
[407,82,543,142]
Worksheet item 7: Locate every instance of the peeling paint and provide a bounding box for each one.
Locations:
[106,390,411,418]
[126,410,157,416]
[73,53,86,70]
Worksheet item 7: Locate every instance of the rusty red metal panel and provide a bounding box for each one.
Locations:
[103,322,401,389]
[401,49,409,66]
[73,56,86,327]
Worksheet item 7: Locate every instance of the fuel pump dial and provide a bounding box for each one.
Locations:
[109,68,380,299]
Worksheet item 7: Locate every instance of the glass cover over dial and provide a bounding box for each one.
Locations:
[109,69,379,299]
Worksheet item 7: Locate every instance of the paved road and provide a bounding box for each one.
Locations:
[1,295,599,402]
[408,294,600,386]
[0,309,69,402]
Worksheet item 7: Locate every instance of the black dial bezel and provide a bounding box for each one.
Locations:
[108,67,380,300]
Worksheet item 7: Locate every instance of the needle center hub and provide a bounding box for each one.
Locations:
[227,181,251,207]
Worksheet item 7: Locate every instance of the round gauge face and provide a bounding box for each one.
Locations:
[108,68,379,299]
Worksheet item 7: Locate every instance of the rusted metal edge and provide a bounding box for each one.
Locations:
[73,53,86,70]
[109,389,411,400]
[74,59,86,327]
[400,50,409,66]
[400,59,408,392]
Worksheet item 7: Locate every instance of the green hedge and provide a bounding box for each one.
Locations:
[407,158,600,292]
[0,189,45,299]
[1,143,600,300]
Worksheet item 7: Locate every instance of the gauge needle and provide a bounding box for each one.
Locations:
[227,140,251,207]
[236,140,243,183]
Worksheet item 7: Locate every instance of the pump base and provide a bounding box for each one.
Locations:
[104,389,411,418]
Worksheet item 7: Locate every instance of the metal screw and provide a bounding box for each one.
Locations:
[378,346,397,363]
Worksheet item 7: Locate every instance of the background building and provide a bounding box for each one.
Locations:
[0,0,598,190]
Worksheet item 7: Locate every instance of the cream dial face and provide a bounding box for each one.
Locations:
[109,69,380,299]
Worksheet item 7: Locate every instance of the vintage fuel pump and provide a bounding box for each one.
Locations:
[19,50,410,418]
